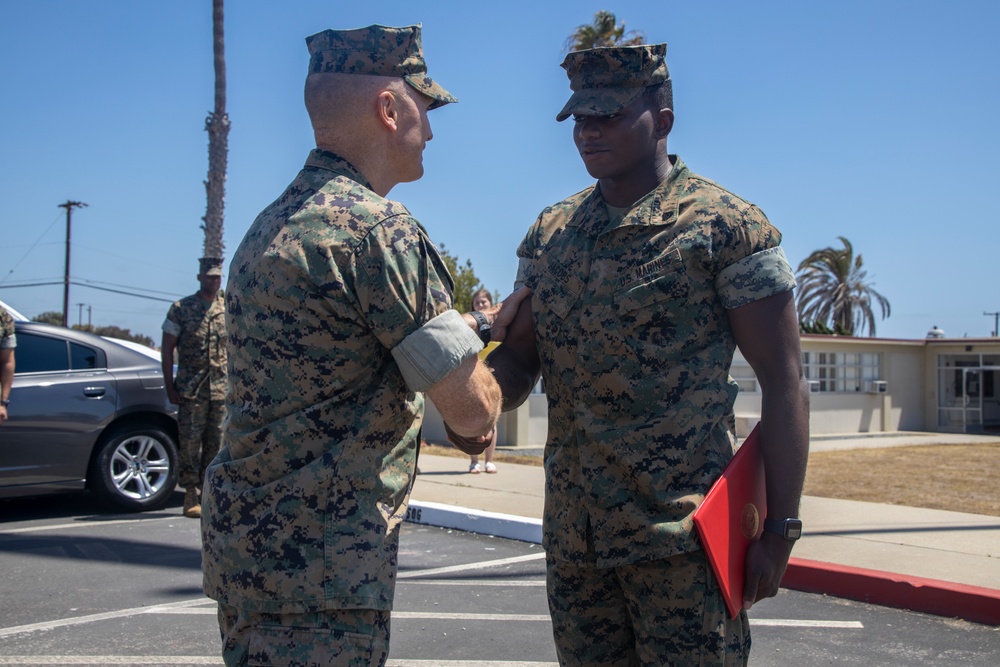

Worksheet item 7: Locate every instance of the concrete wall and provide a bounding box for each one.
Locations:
[423,337,1000,442]
[423,395,548,447]
[734,338,929,435]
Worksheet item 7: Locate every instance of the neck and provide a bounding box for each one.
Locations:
[599,152,673,208]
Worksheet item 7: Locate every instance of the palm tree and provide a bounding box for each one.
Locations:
[795,237,891,337]
[564,10,646,53]
[202,0,228,261]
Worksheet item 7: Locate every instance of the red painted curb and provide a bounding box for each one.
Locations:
[782,557,1000,626]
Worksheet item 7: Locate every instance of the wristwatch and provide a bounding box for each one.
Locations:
[763,517,803,541]
[470,311,491,345]
[0,398,9,407]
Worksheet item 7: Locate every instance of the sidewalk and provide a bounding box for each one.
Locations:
[409,432,1000,626]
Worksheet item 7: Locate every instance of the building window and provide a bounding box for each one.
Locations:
[730,362,758,393]
[802,351,882,392]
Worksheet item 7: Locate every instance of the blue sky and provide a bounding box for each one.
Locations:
[2,0,998,341]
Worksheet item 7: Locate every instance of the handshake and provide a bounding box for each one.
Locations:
[439,286,535,455]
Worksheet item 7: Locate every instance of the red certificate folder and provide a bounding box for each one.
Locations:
[692,423,766,619]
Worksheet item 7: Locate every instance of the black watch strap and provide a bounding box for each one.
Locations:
[0,398,9,407]
[470,311,491,344]
[763,517,803,541]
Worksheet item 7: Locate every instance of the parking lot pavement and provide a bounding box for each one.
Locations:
[1,497,999,666]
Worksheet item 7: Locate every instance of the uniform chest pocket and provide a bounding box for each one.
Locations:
[615,268,689,315]
[612,265,691,365]
[526,260,583,322]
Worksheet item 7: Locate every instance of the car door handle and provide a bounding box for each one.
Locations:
[83,386,107,398]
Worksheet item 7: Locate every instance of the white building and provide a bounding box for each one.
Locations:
[424,334,1000,446]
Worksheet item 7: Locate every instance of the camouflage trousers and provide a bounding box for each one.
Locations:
[547,549,751,666]
[216,602,390,667]
[177,388,225,490]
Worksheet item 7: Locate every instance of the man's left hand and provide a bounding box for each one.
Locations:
[742,532,794,610]
[443,421,495,456]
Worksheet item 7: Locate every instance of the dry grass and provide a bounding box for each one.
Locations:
[803,444,1000,517]
[423,442,1000,517]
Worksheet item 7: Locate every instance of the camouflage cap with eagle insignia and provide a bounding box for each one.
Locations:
[557,43,669,122]
[306,24,457,109]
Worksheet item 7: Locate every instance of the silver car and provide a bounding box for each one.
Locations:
[1,321,179,511]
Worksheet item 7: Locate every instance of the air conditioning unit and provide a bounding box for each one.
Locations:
[807,380,821,393]
[864,380,888,394]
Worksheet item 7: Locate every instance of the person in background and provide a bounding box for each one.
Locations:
[0,304,16,426]
[160,256,227,519]
[468,288,499,473]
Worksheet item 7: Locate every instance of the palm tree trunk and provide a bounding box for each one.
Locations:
[202,0,228,259]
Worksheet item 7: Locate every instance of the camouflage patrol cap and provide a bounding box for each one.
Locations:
[305,24,457,109]
[199,257,223,277]
[556,44,669,122]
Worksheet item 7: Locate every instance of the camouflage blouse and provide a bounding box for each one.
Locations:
[201,149,453,614]
[516,156,795,567]
[0,306,15,349]
[162,293,227,400]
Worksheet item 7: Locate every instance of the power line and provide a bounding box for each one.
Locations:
[75,277,184,297]
[72,282,176,303]
[0,279,180,303]
[0,212,63,285]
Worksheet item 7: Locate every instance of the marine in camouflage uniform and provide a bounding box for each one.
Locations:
[0,305,16,425]
[488,44,810,666]
[200,25,502,667]
[161,256,227,518]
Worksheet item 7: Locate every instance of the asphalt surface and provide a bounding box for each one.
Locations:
[1,491,999,666]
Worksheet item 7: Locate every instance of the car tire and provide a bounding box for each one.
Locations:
[88,424,179,512]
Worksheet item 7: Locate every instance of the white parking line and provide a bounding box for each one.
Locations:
[0,597,212,638]
[152,607,862,629]
[398,552,546,578]
[752,619,864,628]
[0,515,179,535]
[0,659,221,665]
[402,579,546,586]
[0,659,563,666]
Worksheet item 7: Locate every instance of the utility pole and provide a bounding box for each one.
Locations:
[985,311,999,337]
[58,200,87,327]
[76,302,86,327]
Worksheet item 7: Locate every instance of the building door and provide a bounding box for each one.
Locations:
[938,355,1000,433]
[961,368,983,433]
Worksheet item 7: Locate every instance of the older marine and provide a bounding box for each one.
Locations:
[200,24,505,667]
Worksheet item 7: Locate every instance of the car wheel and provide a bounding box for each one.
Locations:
[88,425,178,512]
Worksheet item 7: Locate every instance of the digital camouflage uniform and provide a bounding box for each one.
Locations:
[162,289,227,490]
[518,156,794,664]
[201,146,456,665]
[0,306,15,349]
[1,305,15,414]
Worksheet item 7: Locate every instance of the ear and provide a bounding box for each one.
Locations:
[654,107,674,139]
[376,89,399,132]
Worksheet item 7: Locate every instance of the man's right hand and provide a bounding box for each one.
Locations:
[481,286,531,342]
[166,386,181,405]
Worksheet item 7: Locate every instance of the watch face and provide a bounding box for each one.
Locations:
[785,520,803,540]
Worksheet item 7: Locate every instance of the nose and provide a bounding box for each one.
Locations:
[574,116,601,140]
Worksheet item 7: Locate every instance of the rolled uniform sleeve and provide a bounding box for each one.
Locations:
[392,310,482,392]
[354,213,476,390]
[161,316,181,338]
[716,246,796,309]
